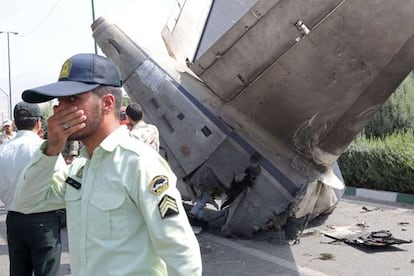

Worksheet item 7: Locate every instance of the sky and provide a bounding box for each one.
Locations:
[0,0,175,121]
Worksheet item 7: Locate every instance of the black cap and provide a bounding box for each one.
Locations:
[22,53,122,103]
[14,101,42,120]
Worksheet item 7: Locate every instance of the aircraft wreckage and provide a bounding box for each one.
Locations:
[92,0,414,238]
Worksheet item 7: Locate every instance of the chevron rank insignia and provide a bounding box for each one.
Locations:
[158,195,179,219]
[150,175,169,195]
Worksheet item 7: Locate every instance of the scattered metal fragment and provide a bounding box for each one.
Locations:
[355,222,368,228]
[324,229,412,247]
[300,230,320,237]
[361,206,380,212]
[318,253,335,260]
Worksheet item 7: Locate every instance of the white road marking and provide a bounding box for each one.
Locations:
[204,233,329,276]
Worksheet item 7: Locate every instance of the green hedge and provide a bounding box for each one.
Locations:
[364,72,414,137]
[338,132,414,194]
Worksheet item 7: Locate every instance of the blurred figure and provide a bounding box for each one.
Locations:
[38,127,45,139]
[119,105,129,126]
[126,102,160,152]
[0,119,16,144]
[0,102,61,276]
[62,140,80,165]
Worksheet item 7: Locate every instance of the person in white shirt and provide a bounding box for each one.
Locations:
[0,101,62,276]
[0,119,16,144]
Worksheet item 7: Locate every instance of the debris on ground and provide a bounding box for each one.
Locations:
[361,206,381,212]
[318,253,335,260]
[323,224,412,248]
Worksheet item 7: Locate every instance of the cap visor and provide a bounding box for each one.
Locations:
[22,81,100,103]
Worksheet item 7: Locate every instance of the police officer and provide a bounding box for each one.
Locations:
[14,53,202,275]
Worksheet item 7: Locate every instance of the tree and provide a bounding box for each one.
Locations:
[364,72,414,137]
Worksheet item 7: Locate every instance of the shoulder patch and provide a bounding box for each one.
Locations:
[76,165,85,178]
[158,195,179,219]
[150,175,169,195]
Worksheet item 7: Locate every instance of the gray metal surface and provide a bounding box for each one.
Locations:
[92,0,414,237]
[189,0,414,167]
[190,0,345,100]
[195,0,258,60]
[162,0,214,64]
[93,17,305,238]
[93,18,229,176]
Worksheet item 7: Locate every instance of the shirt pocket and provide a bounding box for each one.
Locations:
[89,192,128,239]
[64,187,82,227]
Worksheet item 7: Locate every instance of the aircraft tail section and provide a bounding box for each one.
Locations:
[92,0,414,238]
[163,0,414,170]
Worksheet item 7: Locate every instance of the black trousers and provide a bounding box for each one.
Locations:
[6,211,62,276]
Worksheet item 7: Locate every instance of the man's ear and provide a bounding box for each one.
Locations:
[35,118,42,132]
[102,94,116,113]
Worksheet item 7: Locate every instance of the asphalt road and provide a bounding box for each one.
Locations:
[0,196,413,276]
[199,196,414,276]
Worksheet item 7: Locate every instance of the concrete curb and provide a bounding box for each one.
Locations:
[345,186,414,205]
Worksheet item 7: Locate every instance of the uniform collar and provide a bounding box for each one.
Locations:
[78,126,128,158]
[99,126,129,152]
[132,120,147,130]
[15,130,40,139]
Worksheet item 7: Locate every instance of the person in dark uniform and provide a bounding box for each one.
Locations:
[0,102,61,276]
